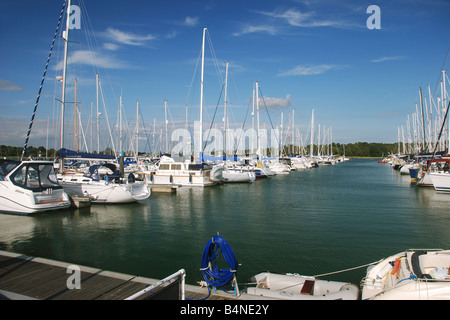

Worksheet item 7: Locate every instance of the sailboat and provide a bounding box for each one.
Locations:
[141,28,223,188]
[56,1,150,203]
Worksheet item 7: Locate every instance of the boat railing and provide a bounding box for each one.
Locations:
[124,269,186,300]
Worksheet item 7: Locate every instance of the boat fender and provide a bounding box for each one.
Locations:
[170,175,173,183]
[391,258,401,276]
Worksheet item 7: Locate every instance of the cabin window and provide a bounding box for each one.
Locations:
[10,163,62,191]
[171,164,181,170]
[159,164,170,170]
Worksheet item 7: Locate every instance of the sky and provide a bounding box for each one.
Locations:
[0,0,449,154]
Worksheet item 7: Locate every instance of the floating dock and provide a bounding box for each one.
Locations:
[0,251,261,300]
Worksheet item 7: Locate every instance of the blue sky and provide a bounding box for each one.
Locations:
[0,0,449,153]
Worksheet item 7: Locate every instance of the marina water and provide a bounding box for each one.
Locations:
[0,159,449,289]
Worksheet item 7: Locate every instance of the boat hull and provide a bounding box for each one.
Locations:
[246,272,359,300]
[361,249,450,300]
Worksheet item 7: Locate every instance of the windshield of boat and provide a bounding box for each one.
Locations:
[0,160,20,180]
[10,162,62,191]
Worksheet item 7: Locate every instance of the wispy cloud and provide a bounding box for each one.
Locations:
[233,25,278,36]
[103,43,120,51]
[277,64,346,76]
[53,50,130,70]
[184,16,199,27]
[103,28,156,46]
[371,56,406,63]
[258,8,354,29]
[0,79,23,92]
[260,94,292,109]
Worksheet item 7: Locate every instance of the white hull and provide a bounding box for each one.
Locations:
[361,249,450,300]
[60,178,150,203]
[0,187,70,215]
[429,172,450,192]
[223,170,255,183]
[246,272,359,300]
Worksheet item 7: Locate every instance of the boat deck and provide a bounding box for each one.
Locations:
[0,251,259,300]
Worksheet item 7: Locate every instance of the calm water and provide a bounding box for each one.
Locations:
[1,159,449,287]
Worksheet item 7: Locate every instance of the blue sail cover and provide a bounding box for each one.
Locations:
[59,148,115,160]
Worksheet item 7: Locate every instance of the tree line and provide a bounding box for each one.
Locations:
[1,142,398,160]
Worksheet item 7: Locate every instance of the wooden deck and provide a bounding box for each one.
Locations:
[0,250,248,300]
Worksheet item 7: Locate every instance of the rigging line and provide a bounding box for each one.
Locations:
[203,83,225,152]
[427,99,450,170]
[233,97,253,155]
[21,0,67,160]
[258,86,281,151]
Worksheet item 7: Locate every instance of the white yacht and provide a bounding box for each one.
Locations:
[58,162,150,204]
[141,156,222,187]
[222,162,255,183]
[0,159,71,215]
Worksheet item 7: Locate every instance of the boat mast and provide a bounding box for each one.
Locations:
[199,27,206,161]
[165,99,168,153]
[59,0,71,151]
[310,109,314,159]
[223,61,229,159]
[96,73,100,153]
[136,100,139,160]
[74,78,78,151]
[256,81,261,161]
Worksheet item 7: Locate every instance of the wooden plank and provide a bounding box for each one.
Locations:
[0,251,244,300]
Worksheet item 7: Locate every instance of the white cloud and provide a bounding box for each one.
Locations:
[260,94,292,109]
[277,64,344,76]
[103,43,120,51]
[53,50,130,70]
[0,79,23,92]
[233,25,278,36]
[184,16,199,27]
[371,56,406,63]
[103,28,156,46]
[259,8,353,28]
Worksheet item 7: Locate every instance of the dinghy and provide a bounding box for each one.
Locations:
[246,272,359,300]
[361,249,450,300]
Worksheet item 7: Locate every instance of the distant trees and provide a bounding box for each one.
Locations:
[1,142,398,160]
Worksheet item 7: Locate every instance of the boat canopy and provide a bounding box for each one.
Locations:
[59,148,115,160]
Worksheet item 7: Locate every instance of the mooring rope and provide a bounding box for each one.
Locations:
[312,259,384,278]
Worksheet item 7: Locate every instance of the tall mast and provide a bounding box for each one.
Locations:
[136,100,139,159]
[310,109,314,159]
[74,78,78,151]
[96,73,100,153]
[223,61,229,159]
[165,99,168,153]
[59,0,71,150]
[199,27,206,161]
[256,81,261,160]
